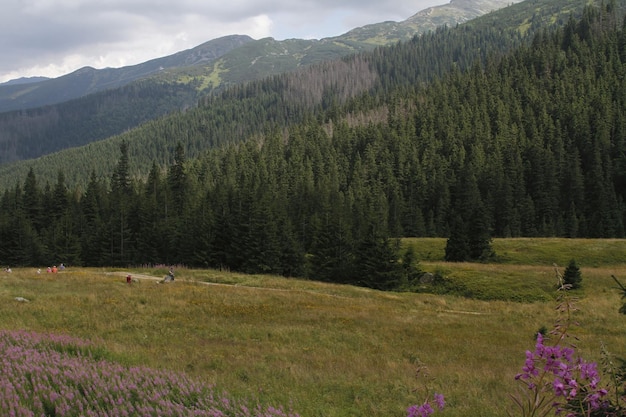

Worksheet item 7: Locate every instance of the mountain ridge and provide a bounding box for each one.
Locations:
[0,0,525,168]
[0,35,254,112]
[0,0,518,114]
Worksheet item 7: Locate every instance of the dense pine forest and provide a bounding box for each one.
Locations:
[1,3,626,290]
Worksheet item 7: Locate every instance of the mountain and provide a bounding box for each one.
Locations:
[0,0,615,192]
[342,0,521,42]
[0,0,518,115]
[0,35,253,113]
[0,0,523,167]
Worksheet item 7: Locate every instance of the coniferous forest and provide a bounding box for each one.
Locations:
[2,4,626,290]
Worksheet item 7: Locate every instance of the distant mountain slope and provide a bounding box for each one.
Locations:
[0,0,523,166]
[0,35,253,113]
[0,0,519,115]
[0,0,613,192]
[1,77,50,86]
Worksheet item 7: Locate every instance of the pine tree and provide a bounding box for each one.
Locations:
[352,228,402,290]
[80,171,108,265]
[562,259,583,290]
[108,142,133,265]
[444,215,470,262]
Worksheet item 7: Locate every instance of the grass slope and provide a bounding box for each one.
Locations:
[1,238,626,416]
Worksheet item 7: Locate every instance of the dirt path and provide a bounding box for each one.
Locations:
[106,271,204,285]
[104,271,354,299]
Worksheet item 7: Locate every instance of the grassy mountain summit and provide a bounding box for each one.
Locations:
[344,0,523,43]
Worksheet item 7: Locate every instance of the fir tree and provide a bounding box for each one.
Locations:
[563,259,582,290]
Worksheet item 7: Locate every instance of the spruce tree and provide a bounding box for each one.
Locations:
[445,215,470,262]
[563,259,582,290]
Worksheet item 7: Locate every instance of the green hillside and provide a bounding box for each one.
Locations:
[0,0,614,191]
[0,0,523,166]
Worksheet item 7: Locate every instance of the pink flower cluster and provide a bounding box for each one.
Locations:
[406,393,445,417]
[515,333,608,414]
[0,330,299,417]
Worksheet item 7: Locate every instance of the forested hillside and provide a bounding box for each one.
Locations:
[0,80,199,164]
[0,0,608,191]
[1,3,625,290]
[0,0,519,166]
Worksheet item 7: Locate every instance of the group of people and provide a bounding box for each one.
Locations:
[37,263,65,274]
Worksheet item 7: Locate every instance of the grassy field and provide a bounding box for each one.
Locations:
[1,238,626,416]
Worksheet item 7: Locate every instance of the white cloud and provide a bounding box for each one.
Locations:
[0,0,449,83]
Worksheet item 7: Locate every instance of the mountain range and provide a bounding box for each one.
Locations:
[0,0,613,188]
[0,0,521,114]
[0,0,526,170]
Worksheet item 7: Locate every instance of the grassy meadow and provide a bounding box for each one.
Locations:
[2,238,626,416]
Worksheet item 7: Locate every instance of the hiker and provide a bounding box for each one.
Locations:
[126,274,132,284]
[162,268,175,283]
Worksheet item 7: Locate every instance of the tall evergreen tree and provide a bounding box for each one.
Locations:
[108,141,133,265]
[80,171,108,265]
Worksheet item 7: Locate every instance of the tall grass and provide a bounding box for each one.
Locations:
[0,238,625,416]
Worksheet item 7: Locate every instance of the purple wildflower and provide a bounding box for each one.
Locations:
[0,330,300,417]
[515,333,609,415]
[407,393,444,417]
[433,393,444,410]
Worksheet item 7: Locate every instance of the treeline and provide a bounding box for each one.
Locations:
[2,4,626,289]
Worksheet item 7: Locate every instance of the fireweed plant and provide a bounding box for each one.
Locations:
[0,329,299,417]
[509,266,617,417]
[406,363,445,417]
[406,267,626,417]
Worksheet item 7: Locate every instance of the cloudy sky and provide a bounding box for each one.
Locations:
[0,0,449,83]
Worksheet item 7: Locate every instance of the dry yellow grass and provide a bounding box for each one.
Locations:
[0,249,626,416]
